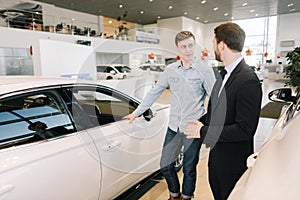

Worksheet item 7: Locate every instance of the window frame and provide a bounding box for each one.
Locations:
[61,84,141,127]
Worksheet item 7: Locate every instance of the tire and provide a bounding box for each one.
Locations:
[106,76,113,80]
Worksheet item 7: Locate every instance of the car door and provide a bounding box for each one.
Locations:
[67,85,169,199]
[0,88,101,200]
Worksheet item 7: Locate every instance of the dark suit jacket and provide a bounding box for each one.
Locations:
[200,59,262,173]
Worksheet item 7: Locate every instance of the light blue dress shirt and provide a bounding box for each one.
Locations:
[133,58,216,132]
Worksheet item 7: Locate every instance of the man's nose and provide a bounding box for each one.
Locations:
[186,47,192,52]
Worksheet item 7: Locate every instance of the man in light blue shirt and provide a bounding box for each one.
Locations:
[123,31,215,200]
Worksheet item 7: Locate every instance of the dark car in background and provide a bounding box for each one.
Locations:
[139,63,166,83]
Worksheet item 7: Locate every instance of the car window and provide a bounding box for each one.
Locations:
[97,66,108,72]
[287,92,300,122]
[139,65,149,70]
[115,66,131,73]
[0,90,75,149]
[105,66,115,73]
[68,86,136,126]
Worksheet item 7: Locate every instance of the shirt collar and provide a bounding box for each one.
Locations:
[224,56,243,74]
[178,58,198,69]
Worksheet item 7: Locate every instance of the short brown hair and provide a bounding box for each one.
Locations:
[175,31,195,46]
[214,22,245,52]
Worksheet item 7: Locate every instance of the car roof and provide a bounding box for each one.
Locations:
[0,76,92,95]
[139,63,165,66]
[0,76,140,105]
[97,64,128,67]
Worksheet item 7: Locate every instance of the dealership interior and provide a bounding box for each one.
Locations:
[0,0,300,200]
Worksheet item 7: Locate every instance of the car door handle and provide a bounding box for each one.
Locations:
[0,184,15,196]
[133,118,150,128]
[101,140,121,151]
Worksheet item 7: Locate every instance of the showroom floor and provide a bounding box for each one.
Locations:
[138,78,287,200]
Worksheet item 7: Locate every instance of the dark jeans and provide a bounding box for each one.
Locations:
[160,127,202,198]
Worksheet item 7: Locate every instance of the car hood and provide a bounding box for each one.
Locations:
[229,112,300,200]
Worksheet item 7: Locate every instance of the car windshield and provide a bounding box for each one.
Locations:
[115,66,131,73]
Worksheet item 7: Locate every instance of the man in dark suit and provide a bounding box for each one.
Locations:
[184,22,262,200]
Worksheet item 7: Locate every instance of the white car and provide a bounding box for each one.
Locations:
[229,87,300,200]
[0,76,181,200]
[97,64,132,80]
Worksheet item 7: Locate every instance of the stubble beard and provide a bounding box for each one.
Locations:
[214,51,222,62]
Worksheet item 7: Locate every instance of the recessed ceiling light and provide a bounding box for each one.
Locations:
[196,17,200,20]
[149,0,154,2]
[213,7,219,11]
[290,8,296,12]
[184,11,188,15]
[255,13,259,17]
[168,5,173,9]
[119,4,123,8]
[108,20,112,24]
[288,3,294,7]
[242,3,248,7]
[157,16,161,19]
[250,9,255,13]
[231,16,234,20]
[201,0,206,4]
[204,20,208,23]
[72,18,75,21]
[140,10,144,14]
[224,12,228,16]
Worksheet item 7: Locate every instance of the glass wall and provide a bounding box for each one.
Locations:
[235,16,277,68]
[0,47,33,75]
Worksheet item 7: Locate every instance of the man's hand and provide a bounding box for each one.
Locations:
[122,113,136,123]
[184,120,203,139]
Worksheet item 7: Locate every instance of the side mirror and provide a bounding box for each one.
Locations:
[268,88,296,103]
[143,108,154,121]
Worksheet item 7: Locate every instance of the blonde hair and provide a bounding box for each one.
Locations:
[175,31,195,46]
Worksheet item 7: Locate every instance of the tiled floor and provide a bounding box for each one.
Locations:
[139,78,287,200]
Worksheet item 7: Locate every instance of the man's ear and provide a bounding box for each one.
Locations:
[218,41,225,51]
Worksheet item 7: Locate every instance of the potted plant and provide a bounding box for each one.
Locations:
[285,46,300,90]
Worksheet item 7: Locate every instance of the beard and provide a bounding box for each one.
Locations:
[214,50,222,62]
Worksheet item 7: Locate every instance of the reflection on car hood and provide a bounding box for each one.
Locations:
[229,112,300,200]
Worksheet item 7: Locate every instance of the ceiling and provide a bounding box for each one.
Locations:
[33,0,299,25]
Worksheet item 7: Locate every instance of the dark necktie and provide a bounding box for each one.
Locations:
[220,68,227,80]
[205,68,227,125]
[214,69,227,95]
